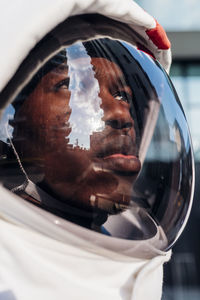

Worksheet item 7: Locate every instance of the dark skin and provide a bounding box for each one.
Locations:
[13,57,141,217]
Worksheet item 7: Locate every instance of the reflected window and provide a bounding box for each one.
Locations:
[170,62,200,160]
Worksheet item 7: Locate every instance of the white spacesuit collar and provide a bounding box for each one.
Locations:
[0,185,171,300]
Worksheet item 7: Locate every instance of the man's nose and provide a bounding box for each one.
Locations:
[101,96,134,130]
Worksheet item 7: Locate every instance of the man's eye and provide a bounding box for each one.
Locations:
[54,78,70,91]
[113,91,131,102]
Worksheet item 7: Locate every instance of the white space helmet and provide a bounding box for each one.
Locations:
[0,0,194,259]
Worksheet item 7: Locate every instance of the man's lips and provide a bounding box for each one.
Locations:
[91,133,141,173]
[105,154,136,159]
[95,153,141,173]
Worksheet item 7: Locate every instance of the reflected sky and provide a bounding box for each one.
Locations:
[0,105,14,142]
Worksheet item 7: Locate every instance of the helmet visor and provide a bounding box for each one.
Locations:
[0,37,194,251]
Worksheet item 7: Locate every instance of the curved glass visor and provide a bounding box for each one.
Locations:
[0,39,194,251]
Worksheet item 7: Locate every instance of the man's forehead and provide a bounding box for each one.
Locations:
[50,63,68,75]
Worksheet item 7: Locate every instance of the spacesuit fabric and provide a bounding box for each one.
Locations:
[0,189,171,300]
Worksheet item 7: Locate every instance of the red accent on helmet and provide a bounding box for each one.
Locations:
[146,19,171,50]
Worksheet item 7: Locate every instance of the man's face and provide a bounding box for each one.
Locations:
[13,56,141,212]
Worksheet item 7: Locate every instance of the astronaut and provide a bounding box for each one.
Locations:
[0,1,194,300]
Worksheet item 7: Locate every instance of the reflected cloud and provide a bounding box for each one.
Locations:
[66,43,104,149]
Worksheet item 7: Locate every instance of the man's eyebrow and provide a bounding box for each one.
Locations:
[91,64,100,76]
[116,74,127,85]
[113,73,131,92]
[56,64,69,72]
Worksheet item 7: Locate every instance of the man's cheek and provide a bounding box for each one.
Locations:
[44,151,91,182]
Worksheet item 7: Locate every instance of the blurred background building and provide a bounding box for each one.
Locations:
[135,1,200,299]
